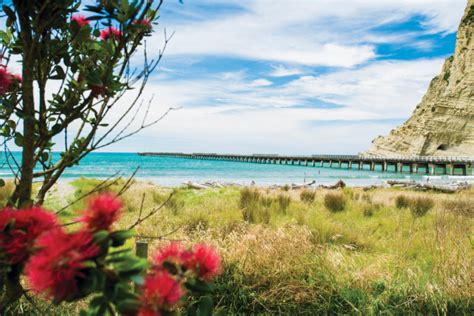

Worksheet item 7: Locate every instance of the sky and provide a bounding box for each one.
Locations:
[80,1,470,154]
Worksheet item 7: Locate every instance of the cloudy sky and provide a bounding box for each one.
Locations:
[106,0,467,154]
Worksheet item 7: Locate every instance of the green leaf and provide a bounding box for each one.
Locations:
[40,152,49,162]
[213,307,227,316]
[81,260,97,269]
[116,258,148,273]
[116,298,140,314]
[51,124,62,134]
[14,133,23,147]
[185,279,215,294]
[0,179,5,188]
[93,230,110,244]
[110,229,134,247]
[0,30,11,45]
[51,65,66,80]
[186,301,198,316]
[196,296,213,316]
[6,120,16,129]
[79,310,90,316]
[89,295,105,309]
[86,71,102,86]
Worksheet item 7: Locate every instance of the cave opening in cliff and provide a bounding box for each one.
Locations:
[437,144,449,151]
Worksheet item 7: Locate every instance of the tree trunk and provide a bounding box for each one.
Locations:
[15,63,35,207]
[11,2,35,208]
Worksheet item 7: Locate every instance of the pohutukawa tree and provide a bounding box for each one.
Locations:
[0,0,176,207]
[0,1,223,315]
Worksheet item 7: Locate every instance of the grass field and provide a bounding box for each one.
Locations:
[3,178,473,315]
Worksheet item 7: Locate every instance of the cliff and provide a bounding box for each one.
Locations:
[366,0,474,157]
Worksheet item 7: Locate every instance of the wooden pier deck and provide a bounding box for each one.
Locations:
[137,152,474,176]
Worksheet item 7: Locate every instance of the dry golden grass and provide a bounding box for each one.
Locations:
[0,180,15,207]
[13,180,472,315]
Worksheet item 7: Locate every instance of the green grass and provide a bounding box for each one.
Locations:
[3,180,473,315]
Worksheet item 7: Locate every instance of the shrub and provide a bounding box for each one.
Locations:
[362,204,376,217]
[324,192,346,212]
[361,193,372,202]
[343,188,354,200]
[166,196,184,215]
[300,189,316,204]
[184,212,210,233]
[260,196,273,207]
[241,206,255,223]
[395,195,410,209]
[361,201,383,217]
[281,184,290,191]
[242,204,271,224]
[443,199,473,217]
[276,193,291,214]
[409,197,435,218]
[240,187,261,209]
[261,206,272,224]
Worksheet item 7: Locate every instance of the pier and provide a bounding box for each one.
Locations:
[137,152,474,176]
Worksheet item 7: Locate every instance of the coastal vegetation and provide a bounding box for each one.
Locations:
[3,179,472,314]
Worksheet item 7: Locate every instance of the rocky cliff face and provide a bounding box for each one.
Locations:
[367,0,474,157]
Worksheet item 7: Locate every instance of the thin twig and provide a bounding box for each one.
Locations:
[137,193,146,223]
[128,193,174,229]
[117,166,140,196]
[135,225,182,240]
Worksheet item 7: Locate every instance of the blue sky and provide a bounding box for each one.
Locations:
[104,0,467,154]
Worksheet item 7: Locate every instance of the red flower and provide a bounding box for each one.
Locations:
[100,27,122,40]
[13,74,22,83]
[0,207,57,265]
[89,83,107,98]
[25,228,100,302]
[134,18,152,29]
[153,242,192,268]
[80,193,122,231]
[138,270,184,314]
[138,309,162,316]
[0,67,13,93]
[71,15,89,27]
[186,244,221,281]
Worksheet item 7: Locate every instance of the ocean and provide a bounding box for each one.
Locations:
[0,152,469,186]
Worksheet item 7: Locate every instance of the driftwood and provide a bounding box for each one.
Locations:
[183,181,242,189]
[386,180,471,193]
[204,181,223,188]
[183,181,210,190]
[318,180,346,190]
[363,184,386,191]
[290,180,316,189]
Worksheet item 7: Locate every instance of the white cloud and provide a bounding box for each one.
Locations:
[269,65,303,77]
[154,0,466,67]
[250,78,273,87]
[285,58,446,118]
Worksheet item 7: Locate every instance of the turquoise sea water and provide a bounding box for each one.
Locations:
[0,152,467,186]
